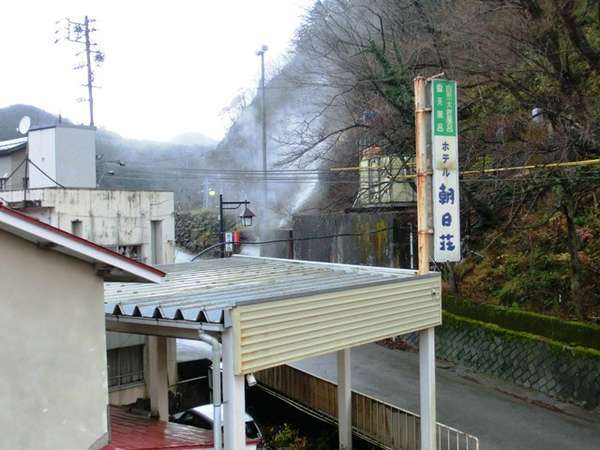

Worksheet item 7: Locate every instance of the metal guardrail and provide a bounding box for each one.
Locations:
[256,364,479,450]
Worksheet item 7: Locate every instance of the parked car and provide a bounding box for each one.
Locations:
[172,404,263,450]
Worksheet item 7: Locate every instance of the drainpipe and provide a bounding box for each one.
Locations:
[198,332,222,450]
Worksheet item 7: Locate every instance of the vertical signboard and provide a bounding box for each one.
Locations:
[431,79,460,262]
[225,232,234,253]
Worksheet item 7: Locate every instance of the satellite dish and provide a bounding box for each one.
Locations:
[18,116,31,135]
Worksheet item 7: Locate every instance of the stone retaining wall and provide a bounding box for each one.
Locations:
[403,313,600,409]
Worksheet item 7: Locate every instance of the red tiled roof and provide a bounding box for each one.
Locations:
[103,407,213,450]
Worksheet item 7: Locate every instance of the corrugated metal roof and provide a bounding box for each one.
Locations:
[104,256,418,324]
[0,137,27,155]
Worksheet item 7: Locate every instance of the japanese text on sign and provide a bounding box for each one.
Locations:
[431,79,461,262]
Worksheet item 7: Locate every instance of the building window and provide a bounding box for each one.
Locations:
[110,244,143,262]
[71,220,83,237]
[151,220,164,265]
[107,345,144,389]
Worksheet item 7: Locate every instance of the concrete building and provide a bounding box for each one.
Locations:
[0,122,177,407]
[0,123,176,265]
[356,145,416,208]
[0,123,96,190]
[0,188,176,265]
[0,205,163,450]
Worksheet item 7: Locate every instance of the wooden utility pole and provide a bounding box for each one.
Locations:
[83,16,95,127]
[414,75,437,450]
[56,16,104,127]
[414,76,433,275]
[257,45,268,241]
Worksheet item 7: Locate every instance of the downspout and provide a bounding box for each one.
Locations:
[198,333,222,450]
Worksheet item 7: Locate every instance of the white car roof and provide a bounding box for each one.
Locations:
[191,404,254,423]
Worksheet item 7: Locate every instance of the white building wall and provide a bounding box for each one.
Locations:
[55,126,96,188]
[27,125,96,189]
[27,128,57,189]
[0,230,108,450]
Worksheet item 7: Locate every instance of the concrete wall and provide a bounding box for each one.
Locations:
[109,384,146,406]
[292,210,416,269]
[1,188,176,264]
[0,231,109,450]
[402,313,600,409]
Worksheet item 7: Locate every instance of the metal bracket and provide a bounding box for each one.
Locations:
[223,309,233,328]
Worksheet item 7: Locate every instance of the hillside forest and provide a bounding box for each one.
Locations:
[2,1,598,321]
[229,0,599,321]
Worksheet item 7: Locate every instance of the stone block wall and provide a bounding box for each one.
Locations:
[403,313,600,409]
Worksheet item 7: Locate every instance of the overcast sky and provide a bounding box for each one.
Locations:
[0,1,315,142]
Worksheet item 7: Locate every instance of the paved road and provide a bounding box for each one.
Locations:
[291,343,600,450]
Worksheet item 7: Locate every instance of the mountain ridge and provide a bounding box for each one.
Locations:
[0,104,216,208]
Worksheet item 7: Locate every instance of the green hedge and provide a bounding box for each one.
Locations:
[443,296,600,351]
[441,311,600,360]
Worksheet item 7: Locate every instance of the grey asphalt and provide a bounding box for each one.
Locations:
[290,343,600,450]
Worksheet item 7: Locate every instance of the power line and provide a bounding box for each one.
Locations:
[103,157,600,178]
[192,226,398,260]
[330,158,600,176]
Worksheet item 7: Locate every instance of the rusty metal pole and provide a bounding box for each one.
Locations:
[414,75,436,450]
[414,75,432,275]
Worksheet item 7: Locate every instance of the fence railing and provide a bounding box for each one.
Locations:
[256,364,479,450]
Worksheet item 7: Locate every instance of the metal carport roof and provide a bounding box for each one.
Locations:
[105,255,441,375]
[104,255,423,325]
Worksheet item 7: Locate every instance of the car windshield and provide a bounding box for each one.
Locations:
[245,421,260,439]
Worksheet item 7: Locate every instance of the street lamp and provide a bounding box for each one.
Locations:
[96,155,126,166]
[239,205,255,227]
[97,170,115,187]
[217,194,254,258]
[256,45,268,231]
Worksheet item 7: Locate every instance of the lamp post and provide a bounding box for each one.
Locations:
[256,45,268,239]
[217,194,255,258]
[97,170,115,187]
[96,157,125,188]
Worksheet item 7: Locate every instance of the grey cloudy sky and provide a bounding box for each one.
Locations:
[0,1,315,142]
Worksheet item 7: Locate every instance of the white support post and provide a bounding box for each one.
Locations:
[415,75,437,450]
[166,337,178,388]
[337,348,352,450]
[222,328,246,450]
[147,336,169,421]
[419,327,436,450]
